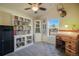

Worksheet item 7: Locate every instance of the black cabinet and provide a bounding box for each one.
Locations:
[0,25,14,56]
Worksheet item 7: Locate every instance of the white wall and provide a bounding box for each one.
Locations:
[0,11,13,25]
[0,7,33,26]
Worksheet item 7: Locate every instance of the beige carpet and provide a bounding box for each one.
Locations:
[6,42,65,56]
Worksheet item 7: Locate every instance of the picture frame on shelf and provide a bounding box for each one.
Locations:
[14,16,18,19]
[18,26,23,31]
[23,18,27,25]
[26,36,32,44]
[16,37,25,48]
[19,17,23,21]
[14,16,18,26]
[16,38,21,48]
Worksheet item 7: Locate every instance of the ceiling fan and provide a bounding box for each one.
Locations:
[24,3,46,13]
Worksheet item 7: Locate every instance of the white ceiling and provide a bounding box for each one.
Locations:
[0,3,59,19]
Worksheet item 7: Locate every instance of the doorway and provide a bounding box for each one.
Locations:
[47,18,59,45]
[34,20,42,42]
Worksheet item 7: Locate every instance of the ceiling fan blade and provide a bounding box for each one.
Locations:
[38,3,42,5]
[39,7,46,11]
[28,3,32,5]
[24,8,31,10]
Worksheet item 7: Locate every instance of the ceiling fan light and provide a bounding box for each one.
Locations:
[32,6,39,11]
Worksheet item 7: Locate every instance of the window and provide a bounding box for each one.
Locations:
[48,18,59,36]
[35,21,40,33]
[42,20,47,34]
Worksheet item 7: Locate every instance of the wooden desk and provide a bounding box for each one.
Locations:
[56,32,79,56]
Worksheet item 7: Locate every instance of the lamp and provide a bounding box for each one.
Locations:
[57,4,67,17]
[64,25,68,28]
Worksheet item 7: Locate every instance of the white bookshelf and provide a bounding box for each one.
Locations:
[13,16,33,51]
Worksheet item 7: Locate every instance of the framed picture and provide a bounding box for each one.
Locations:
[16,38,21,48]
[14,16,18,20]
[26,36,32,44]
[18,26,23,31]
[14,16,18,26]
[19,17,23,21]
[16,37,25,48]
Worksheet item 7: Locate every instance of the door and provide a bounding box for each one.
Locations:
[34,20,41,42]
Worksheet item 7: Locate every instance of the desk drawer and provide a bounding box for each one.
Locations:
[66,41,77,51]
[65,48,78,56]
